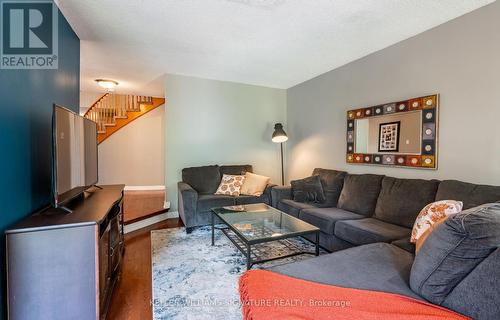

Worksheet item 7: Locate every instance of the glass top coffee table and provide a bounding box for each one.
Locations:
[211,203,320,270]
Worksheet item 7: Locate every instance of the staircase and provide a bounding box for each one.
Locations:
[84,93,165,144]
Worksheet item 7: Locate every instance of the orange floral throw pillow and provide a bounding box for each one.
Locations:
[411,200,463,252]
[215,174,246,196]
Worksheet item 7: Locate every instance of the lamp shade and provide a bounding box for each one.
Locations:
[272,123,288,143]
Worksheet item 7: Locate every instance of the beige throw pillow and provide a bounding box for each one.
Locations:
[411,200,463,252]
[240,172,270,197]
[215,174,245,196]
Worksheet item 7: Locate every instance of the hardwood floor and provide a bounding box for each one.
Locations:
[106,218,183,320]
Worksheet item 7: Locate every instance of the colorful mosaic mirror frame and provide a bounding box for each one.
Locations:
[346,94,439,169]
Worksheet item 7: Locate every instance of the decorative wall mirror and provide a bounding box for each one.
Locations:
[346,94,439,169]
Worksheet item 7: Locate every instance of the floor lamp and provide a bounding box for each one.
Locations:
[272,123,288,185]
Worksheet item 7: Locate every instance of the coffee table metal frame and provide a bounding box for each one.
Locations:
[211,204,320,270]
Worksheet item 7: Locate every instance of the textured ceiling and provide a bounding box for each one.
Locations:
[56,0,494,95]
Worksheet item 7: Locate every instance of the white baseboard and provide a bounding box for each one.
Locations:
[166,210,179,219]
[124,210,179,234]
[164,201,171,210]
[124,185,165,191]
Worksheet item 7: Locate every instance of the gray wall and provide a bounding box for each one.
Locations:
[165,74,287,210]
[286,1,500,185]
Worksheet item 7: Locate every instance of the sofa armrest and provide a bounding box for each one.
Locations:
[271,185,292,208]
[264,183,277,196]
[177,181,199,227]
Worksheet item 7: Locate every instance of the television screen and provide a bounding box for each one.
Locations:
[52,105,98,207]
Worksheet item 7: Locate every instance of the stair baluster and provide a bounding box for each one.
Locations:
[83,93,163,143]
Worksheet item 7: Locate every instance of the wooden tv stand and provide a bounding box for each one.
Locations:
[6,185,125,320]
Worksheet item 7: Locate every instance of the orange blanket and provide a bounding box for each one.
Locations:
[239,270,469,320]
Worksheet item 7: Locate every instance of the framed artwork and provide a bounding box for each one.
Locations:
[378,121,400,152]
[346,94,439,169]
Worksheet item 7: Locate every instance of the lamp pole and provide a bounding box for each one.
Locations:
[280,142,284,185]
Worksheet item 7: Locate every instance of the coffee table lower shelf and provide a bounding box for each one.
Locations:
[213,226,319,270]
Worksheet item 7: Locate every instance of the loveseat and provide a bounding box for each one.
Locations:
[178,164,274,233]
[271,168,500,252]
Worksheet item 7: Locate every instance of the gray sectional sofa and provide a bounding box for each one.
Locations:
[272,168,500,252]
[178,164,274,233]
[269,202,500,319]
[269,170,500,319]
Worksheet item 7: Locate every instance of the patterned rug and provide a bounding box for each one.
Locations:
[151,226,323,320]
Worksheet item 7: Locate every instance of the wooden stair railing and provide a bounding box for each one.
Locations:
[84,93,165,144]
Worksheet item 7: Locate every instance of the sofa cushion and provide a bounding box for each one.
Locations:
[220,164,253,176]
[374,177,440,228]
[197,194,235,212]
[270,243,421,300]
[277,199,315,218]
[291,175,326,204]
[337,174,384,216]
[435,180,500,209]
[182,165,221,194]
[311,168,347,207]
[235,194,270,206]
[391,237,415,254]
[300,207,365,235]
[441,248,500,320]
[335,218,411,245]
[410,203,500,305]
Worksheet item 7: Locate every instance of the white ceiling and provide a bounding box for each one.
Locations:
[57,0,494,95]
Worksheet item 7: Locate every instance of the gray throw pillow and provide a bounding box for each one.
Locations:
[410,202,500,305]
[291,175,326,204]
[311,169,346,207]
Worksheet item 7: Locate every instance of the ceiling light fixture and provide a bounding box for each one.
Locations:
[95,79,119,91]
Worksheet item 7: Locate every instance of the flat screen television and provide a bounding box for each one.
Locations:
[52,105,98,209]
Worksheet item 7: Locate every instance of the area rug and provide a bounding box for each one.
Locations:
[151,226,323,320]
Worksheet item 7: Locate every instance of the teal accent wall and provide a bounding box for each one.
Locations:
[0,2,80,317]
